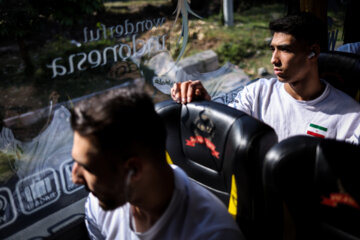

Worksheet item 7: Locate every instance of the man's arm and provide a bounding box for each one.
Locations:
[170,79,254,117]
[171,80,211,104]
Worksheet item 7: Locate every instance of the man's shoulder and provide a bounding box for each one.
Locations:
[247,77,278,87]
[244,77,280,93]
[326,83,360,111]
[172,165,232,215]
[172,165,223,207]
[172,166,243,239]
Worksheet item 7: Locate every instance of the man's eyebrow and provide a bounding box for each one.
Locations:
[72,157,91,170]
[272,44,293,50]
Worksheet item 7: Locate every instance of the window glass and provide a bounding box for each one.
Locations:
[0,0,171,238]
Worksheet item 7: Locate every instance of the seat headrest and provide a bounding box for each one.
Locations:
[315,139,360,238]
[180,101,247,171]
[318,51,360,100]
[264,136,360,206]
[316,139,360,209]
[156,100,246,172]
[264,136,360,238]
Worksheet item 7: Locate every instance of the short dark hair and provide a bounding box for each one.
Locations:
[269,12,328,52]
[71,86,166,161]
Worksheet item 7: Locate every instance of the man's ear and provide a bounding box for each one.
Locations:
[308,52,315,59]
[309,44,321,59]
[123,157,142,180]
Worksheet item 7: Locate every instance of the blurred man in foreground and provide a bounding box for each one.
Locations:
[171,13,360,143]
[71,87,244,239]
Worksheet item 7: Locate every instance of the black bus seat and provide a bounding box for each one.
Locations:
[155,100,278,239]
[318,51,360,102]
[264,136,360,240]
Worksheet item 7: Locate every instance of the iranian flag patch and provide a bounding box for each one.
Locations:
[307,123,327,138]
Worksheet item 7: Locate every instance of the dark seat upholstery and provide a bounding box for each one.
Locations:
[318,51,360,101]
[264,136,360,240]
[155,100,277,239]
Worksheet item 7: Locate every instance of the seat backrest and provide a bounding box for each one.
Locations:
[318,51,360,101]
[155,100,277,239]
[264,136,360,240]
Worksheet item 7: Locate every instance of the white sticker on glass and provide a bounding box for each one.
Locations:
[16,168,60,215]
[0,187,18,229]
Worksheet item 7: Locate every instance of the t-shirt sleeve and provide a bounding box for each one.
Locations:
[346,124,360,145]
[228,83,254,116]
[85,195,106,240]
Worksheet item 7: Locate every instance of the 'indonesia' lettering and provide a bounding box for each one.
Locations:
[47,34,167,78]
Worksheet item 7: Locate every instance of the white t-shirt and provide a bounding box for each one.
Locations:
[229,78,360,143]
[85,166,244,240]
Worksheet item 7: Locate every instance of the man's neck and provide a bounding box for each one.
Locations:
[130,163,174,233]
[284,75,325,101]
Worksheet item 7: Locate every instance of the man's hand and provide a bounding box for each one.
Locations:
[171,80,211,104]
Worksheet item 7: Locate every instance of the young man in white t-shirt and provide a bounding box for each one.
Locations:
[171,13,360,143]
[70,87,244,239]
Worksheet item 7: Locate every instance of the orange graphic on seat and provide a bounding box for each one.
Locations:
[185,136,220,159]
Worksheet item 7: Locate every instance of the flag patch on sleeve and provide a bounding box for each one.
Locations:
[307,123,327,138]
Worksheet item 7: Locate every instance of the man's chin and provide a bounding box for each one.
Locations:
[98,199,125,211]
[276,76,289,83]
[98,202,115,211]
